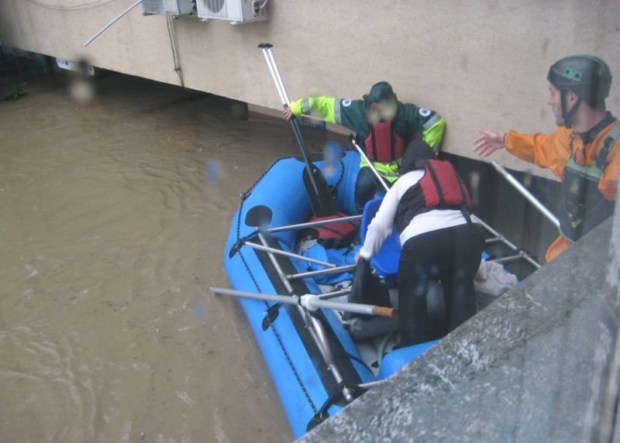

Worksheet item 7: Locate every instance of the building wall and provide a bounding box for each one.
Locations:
[1,0,619,175]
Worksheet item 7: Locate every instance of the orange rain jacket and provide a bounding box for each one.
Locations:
[504,115,620,262]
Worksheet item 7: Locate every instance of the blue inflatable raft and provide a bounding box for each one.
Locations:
[221,149,540,438]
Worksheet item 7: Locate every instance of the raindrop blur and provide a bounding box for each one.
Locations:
[470,170,481,206]
[205,159,221,183]
[193,299,207,322]
[523,168,533,188]
[68,58,95,105]
[69,80,95,105]
[322,141,342,179]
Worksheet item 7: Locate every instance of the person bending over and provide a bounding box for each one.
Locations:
[357,141,483,346]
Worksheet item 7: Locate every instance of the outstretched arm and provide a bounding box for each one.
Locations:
[474,128,569,178]
[284,96,338,123]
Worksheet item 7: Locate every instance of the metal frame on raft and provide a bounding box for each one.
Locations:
[212,138,544,431]
[212,204,542,428]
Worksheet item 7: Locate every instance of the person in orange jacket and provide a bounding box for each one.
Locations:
[474,55,619,262]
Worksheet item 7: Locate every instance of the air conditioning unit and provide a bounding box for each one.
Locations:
[142,0,195,16]
[196,0,268,24]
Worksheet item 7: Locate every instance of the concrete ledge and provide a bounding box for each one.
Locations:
[299,218,613,442]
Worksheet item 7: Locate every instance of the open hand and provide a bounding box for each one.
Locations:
[474,129,505,157]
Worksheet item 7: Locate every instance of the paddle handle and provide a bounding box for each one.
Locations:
[372,306,399,318]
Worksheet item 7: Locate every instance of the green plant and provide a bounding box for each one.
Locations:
[2,82,28,101]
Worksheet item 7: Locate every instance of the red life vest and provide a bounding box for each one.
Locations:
[306,212,359,249]
[364,120,406,163]
[395,159,472,234]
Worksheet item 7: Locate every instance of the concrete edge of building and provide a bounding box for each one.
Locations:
[298,215,615,442]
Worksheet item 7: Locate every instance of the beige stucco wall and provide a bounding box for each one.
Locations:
[1,0,619,174]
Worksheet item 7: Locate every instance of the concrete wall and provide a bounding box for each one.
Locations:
[1,0,619,174]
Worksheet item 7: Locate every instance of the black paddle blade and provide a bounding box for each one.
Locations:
[302,165,338,217]
[228,240,242,258]
[261,305,280,330]
[245,205,273,228]
[306,411,329,432]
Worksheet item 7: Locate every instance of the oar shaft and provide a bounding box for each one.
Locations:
[211,287,397,318]
[304,297,398,318]
[317,288,351,299]
[491,160,561,228]
[264,47,291,103]
[244,241,336,268]
[210,287,299,305]
[259,47,287,105]
[259,44,320,198]
[350,137,390,192]
[287,264,356,280]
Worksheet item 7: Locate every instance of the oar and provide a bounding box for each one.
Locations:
[258,43,338,217]
[490,160,568,239]
[350,135,390,192]
[210,287,398,318]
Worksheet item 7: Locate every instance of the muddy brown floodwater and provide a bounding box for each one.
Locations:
[0,73,312,442]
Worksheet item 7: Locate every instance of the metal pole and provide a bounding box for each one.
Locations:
[264,46,291,104]
[261,215,362,234]
[304,314,354,401]
[491,160,561,229]
[252,231,356,403]
[490,251,542,269]
[259,47,287,105]
[244,241,336,268]
[287,264,356,280]
[303,296,397,318]
[258,44,320,199]
[317,288,351,300]
[257,233,295,293]
[350,137,390,192]
[84,0,143,47]
[210,287,397,318]
[211,287,299,305]
[472,214,519,251]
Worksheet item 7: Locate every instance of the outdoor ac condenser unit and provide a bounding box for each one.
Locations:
[196,0,268,24]
[142,0,195,16]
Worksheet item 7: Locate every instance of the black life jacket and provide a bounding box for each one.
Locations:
[395,159,472,234]
[559,123,620,241]
[364,119,406,163]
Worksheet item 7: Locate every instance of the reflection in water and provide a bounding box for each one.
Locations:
[0,74,300,442]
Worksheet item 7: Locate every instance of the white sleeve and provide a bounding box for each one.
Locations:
[359,185,401,260]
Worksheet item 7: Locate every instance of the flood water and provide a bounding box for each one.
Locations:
[0,73,302,442]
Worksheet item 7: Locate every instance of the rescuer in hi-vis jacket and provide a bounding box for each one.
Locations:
[284,81,446,212]
[474,55,619,262]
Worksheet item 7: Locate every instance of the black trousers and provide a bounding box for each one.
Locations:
[397,223,484,347]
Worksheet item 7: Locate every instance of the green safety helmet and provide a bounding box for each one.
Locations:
[364,81,396,108]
